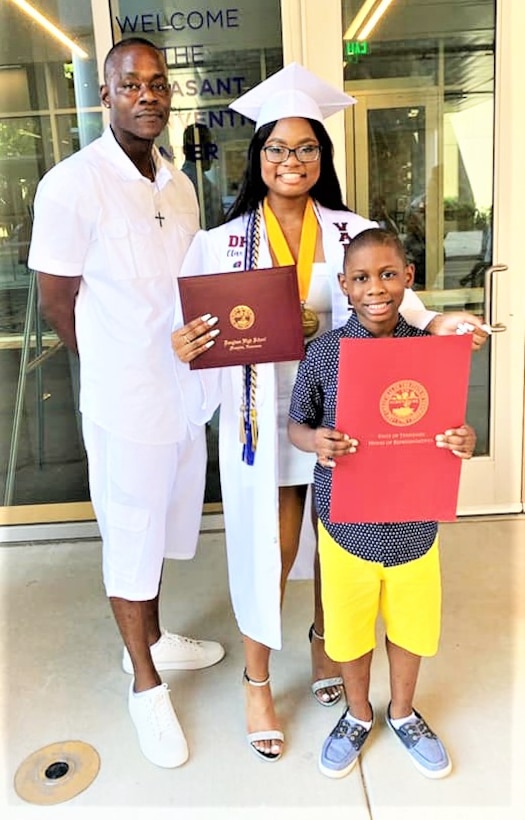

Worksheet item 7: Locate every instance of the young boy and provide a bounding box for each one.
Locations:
[288,228,476,780]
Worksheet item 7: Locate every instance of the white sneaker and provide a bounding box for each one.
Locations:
[128,682,189,768]
[122,630,225,674]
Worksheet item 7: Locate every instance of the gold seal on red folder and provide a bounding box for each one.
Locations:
[380,380,429,426]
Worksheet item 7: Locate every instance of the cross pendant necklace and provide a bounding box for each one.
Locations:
[150,157,165,228]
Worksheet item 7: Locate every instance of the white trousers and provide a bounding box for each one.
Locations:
[82,418,207,600]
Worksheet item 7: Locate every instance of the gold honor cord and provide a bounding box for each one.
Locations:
[263,197,320,337]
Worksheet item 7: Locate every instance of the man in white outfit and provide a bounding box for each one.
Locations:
[28,37,224,769]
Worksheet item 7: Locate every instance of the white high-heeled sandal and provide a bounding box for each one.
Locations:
[309,624,344,706]
[243,669,284,762]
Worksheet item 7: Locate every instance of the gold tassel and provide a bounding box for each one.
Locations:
[250,407,258,451]
[239,400,247,444]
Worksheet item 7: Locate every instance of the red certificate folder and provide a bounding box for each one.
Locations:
[330,334,472,523]
[178,265,305,369]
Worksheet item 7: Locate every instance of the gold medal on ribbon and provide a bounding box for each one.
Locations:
[263,197,320,339]
[301,303,319,338]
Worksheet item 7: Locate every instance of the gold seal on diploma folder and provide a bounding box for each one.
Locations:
[14,740,100,805]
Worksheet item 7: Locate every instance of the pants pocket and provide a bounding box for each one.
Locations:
[104,501,150,588]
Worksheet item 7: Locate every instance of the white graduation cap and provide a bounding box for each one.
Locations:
[229,62,356,131]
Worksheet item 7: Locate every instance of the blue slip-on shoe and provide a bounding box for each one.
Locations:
[385,704,452,779]
[319,707,373,778]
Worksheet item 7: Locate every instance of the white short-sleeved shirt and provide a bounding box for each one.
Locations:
[28,127,201,444]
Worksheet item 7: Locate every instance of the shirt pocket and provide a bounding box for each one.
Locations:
[99,217,158,280]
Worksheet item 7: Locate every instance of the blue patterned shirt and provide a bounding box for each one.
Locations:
[288,312,438,566]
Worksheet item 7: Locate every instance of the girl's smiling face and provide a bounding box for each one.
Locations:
[261,117,321,202]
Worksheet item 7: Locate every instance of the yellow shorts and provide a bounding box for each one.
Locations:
[318,522,441,661]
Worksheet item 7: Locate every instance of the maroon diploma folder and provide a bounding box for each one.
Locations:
[330,334,472,523]
[178,265,305,369]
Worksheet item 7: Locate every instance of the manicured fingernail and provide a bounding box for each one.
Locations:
[209,328,220,337]
[201,313,211,321]
[435,440,446,448]
[206,315,219,326]
[205,340,215,348]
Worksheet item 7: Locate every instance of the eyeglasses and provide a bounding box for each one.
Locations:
[262,144,321,164]
[119,80,171,97]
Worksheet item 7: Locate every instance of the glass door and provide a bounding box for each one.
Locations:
[0,0,284,529]
[0,0,99,528]
[345,79,520,514]
[349,89,441,292]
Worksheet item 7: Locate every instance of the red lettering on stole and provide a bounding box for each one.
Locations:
[333,222,350,244]
[228,235,246,248]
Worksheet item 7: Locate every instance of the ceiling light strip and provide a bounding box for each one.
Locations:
[343,0,377,41]
[357,0,395,41]
[9,0,88,59]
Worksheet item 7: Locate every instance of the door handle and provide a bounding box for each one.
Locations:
[484,264,508,332]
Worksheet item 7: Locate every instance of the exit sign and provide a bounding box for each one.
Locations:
[344,41,369,58]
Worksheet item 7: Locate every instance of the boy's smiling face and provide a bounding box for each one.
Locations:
[338,242,415,337]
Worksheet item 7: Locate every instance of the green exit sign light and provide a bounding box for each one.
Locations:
[344,41,369,57]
